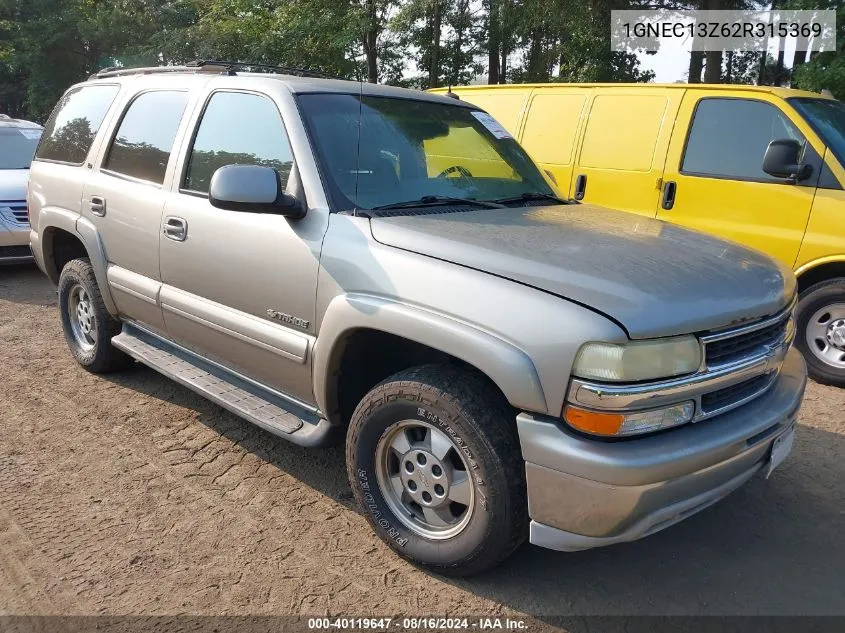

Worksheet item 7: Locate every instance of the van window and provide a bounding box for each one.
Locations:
[522,94,585,165]
[36,84,120,164]
[579,95,668,172]
[103,91,189,185]
[183,92,294,195]
[682,98,804,181]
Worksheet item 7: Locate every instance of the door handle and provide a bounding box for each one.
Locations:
[90,196,106,217]
[162,216,187,241]
[574,174,587,200]
[661,181,677,210]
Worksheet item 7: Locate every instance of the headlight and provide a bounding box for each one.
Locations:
[572,336,702,383]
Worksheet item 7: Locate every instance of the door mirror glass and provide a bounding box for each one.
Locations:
[209,165,300,215]
[762,139,812,182]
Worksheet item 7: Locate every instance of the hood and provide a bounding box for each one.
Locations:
[0,169,29,201]
[369,204,794,339]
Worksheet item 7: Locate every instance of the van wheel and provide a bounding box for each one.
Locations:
[346,365,527,576]
[58,258,133,373]
[796,278,845,387]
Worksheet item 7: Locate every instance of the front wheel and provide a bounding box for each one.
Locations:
[795,278,845,387]
[346,365,527,576]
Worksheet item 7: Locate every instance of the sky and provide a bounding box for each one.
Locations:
[638,35,805,83]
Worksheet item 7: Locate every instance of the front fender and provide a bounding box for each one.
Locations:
[312,293,548,416]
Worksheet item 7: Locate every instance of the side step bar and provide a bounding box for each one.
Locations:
[112,324,341,448]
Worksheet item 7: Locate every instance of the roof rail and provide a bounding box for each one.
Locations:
[185,59,349,80]
[90,60,351,81]
[90,65,225,79]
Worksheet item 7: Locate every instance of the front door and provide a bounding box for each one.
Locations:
[658,92,818,268]
[159,88,326,403]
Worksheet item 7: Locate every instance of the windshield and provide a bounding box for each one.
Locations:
[0,127,42,169]
[789,98,845,167]
[298,94,553,211]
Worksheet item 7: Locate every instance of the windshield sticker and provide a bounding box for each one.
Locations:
[471,111,512,139]
[19,129,42,140]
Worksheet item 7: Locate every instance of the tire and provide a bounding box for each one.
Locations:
[795,278,845,387]
[58,258,133,373]
[346,364,527,576]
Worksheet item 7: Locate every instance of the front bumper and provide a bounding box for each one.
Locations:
[517,347,807,552]
[0,215,33,264]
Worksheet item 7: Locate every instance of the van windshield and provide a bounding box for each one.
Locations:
[790,98,845,167]
[297,94,553,211]
[0,127,42,169]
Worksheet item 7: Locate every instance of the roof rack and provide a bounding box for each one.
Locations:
[185,59,348,80]
[90,60,350,81]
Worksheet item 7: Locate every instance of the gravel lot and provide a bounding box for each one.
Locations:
[1,264,844,625]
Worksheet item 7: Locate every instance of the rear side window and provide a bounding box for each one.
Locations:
[36,84,120,164]
[682,98,804,181]
[579,95,668,172]
[103,91,189,185]
[183,92,293,195]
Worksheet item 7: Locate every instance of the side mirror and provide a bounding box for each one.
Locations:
[762,139,813,183]
[209,164,302,216]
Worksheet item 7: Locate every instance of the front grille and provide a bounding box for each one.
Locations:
[700,372,775,415]
[705,312,790,367]
[0,201,28,226]
[0,245,32,258]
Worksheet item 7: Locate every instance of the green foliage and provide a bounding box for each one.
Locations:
[1,0,703,122]
[784,1,845,98]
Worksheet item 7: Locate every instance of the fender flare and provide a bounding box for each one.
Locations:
[38,207,118,316]
[312,293,548,417]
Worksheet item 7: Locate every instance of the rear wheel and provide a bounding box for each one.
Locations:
[346,365,527,576]
[796,278,845,387]
[58,258,133,373]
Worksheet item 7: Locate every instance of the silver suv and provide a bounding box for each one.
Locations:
[29,62,807,575]
[1,114,42,263]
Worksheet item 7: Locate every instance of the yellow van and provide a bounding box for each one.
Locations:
[431,83,845,386]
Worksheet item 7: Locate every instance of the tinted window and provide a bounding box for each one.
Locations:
[184,92,293,194]
[682,98,804,180]
[36,85,119,164]
[103,91,189,184]
[0,126,42,169]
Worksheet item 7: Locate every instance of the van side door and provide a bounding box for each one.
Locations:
[658,92,819,267]
[158,86,328,404]
[570,88,683,217]
[82,88,193,332]
[517,88,589,194]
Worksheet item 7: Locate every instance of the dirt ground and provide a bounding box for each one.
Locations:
[1,264,844,625]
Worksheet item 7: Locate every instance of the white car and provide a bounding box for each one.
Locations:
[1,114,42,264]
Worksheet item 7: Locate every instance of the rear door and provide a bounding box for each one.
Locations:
[658,92,817,267]
[518,88,589,193]
[570,88,683,217]
[82,88,193,332]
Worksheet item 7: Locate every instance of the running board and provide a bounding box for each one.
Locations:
[112,324,341,448]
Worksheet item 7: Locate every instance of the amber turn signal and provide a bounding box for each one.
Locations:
[563,406,624,436]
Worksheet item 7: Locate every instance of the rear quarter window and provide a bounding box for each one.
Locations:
[35,84,120,165]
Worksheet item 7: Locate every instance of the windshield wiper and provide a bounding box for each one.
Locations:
[489,192,571,206]
[371,195,505,211]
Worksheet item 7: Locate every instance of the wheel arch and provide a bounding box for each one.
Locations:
[312,294,548,426]
[38,209,117,315]
[795,258,845,294]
